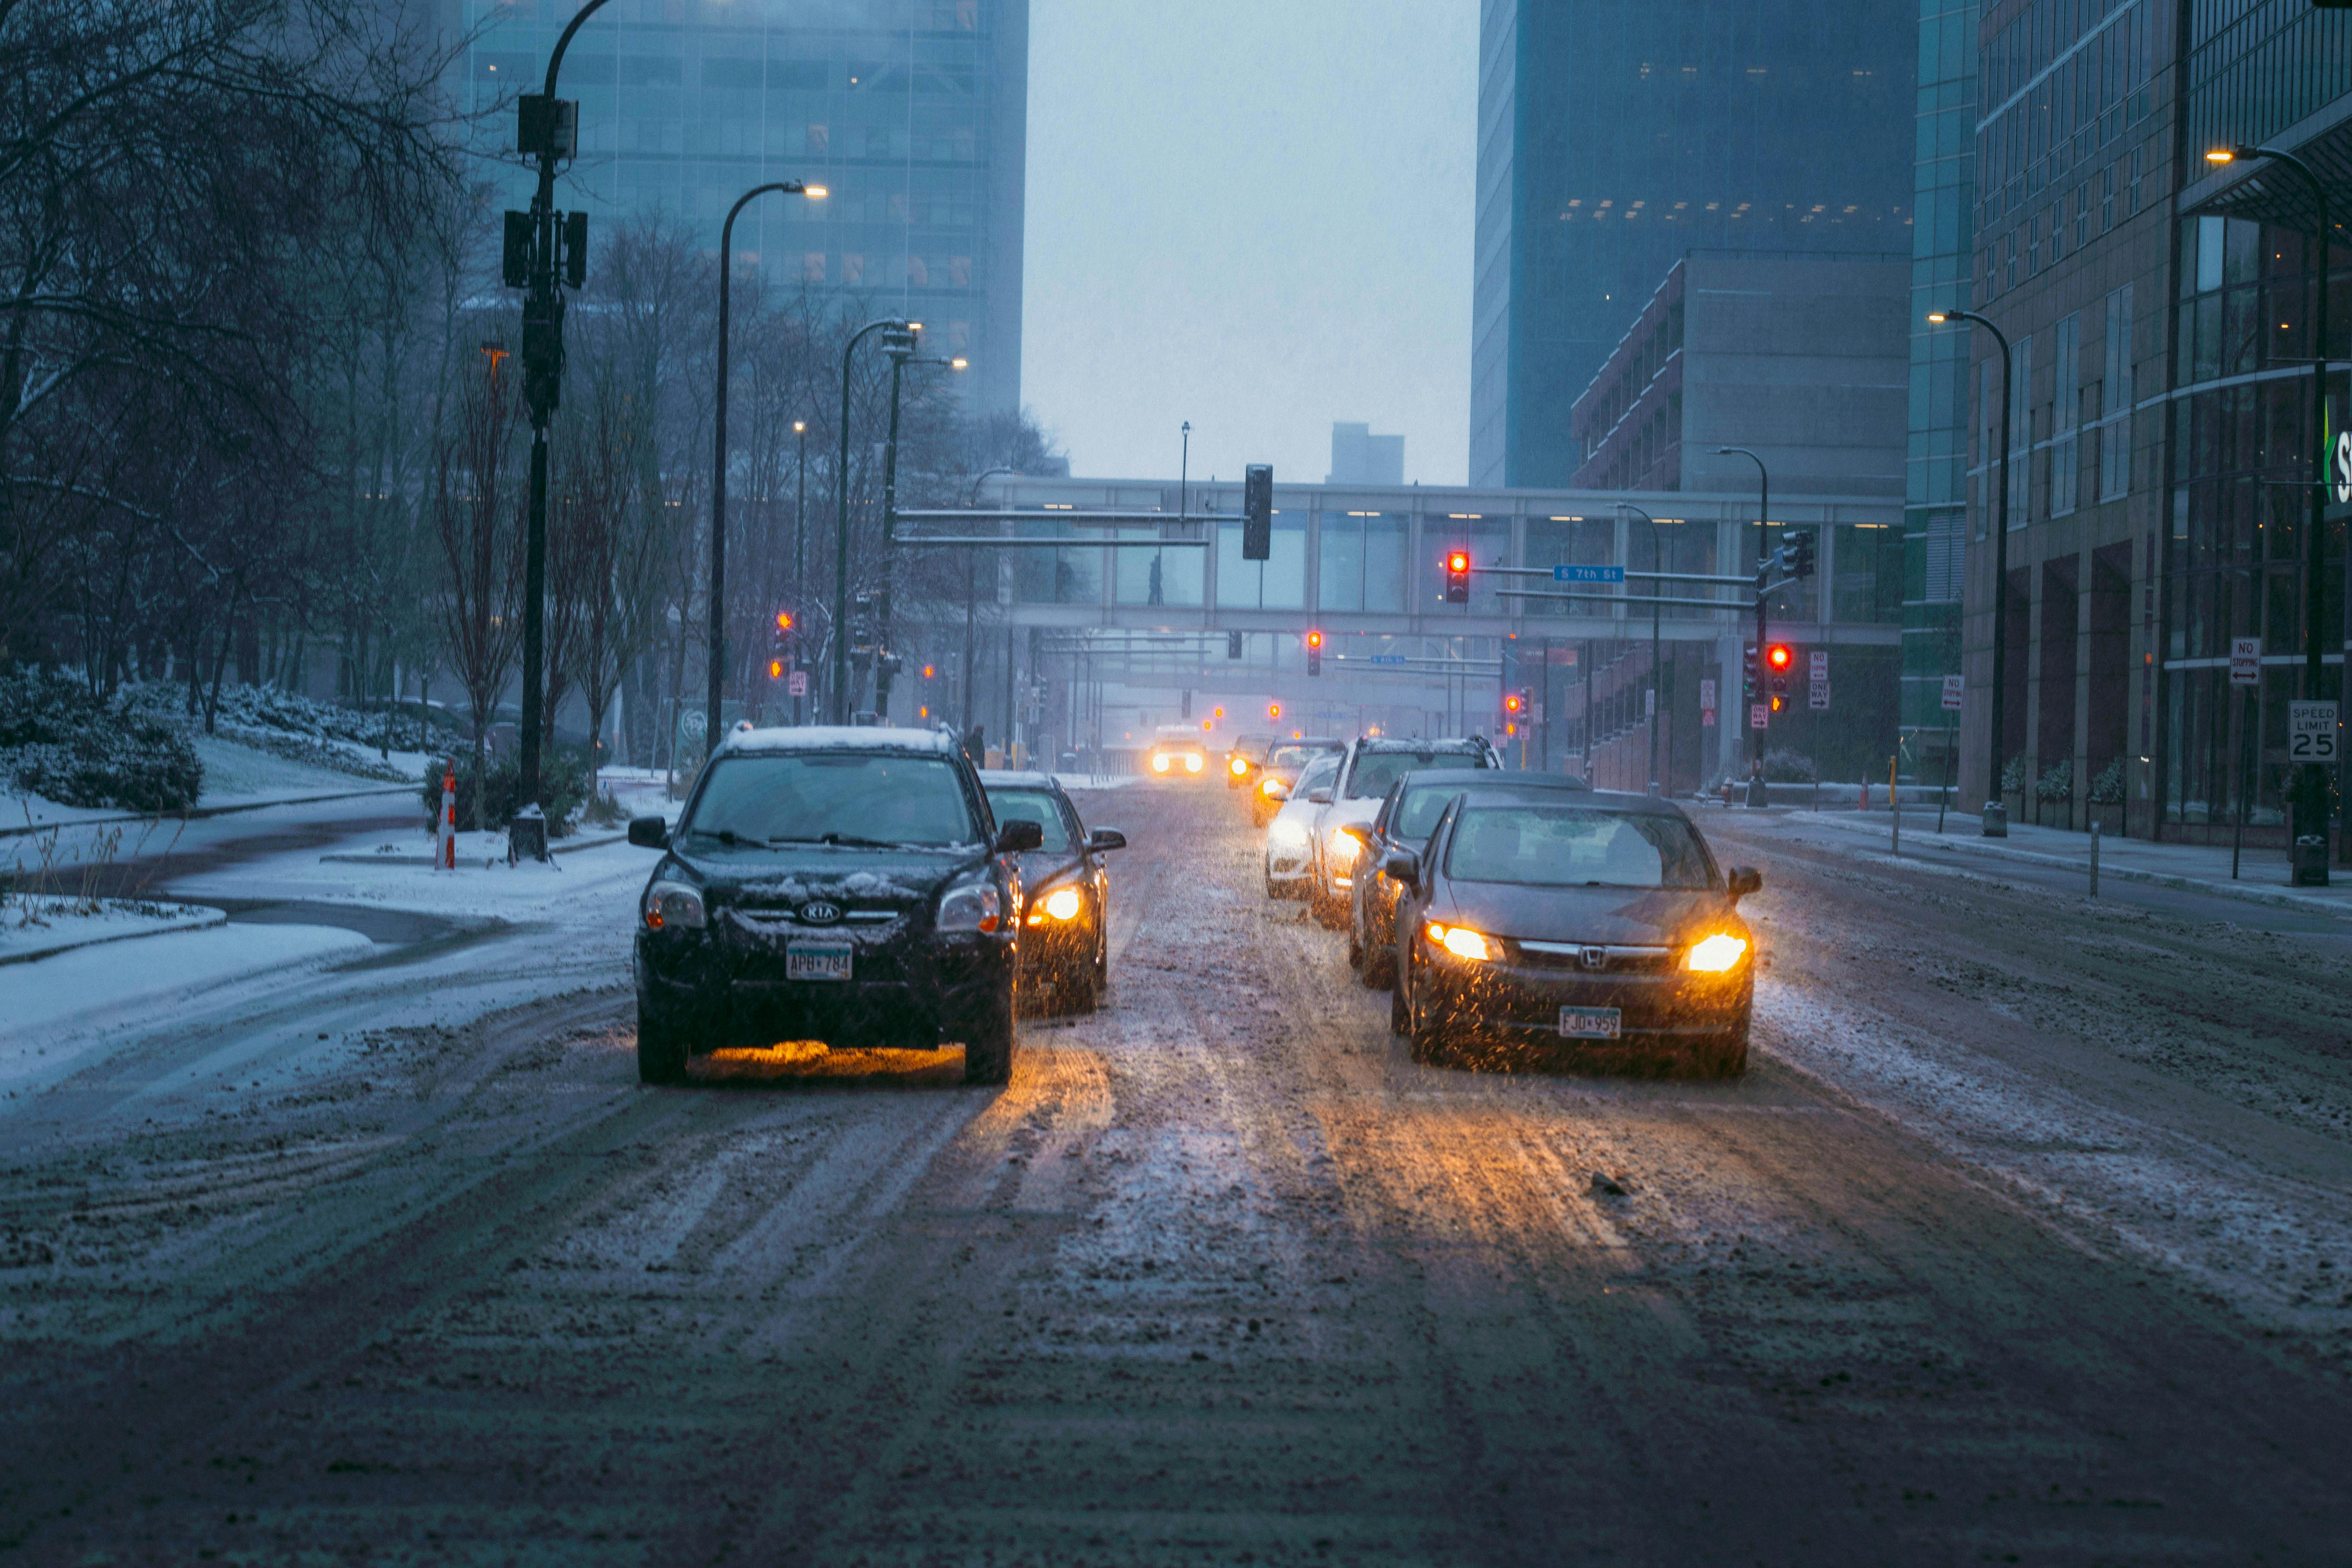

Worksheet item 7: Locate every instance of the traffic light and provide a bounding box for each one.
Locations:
[1784,529,1817,579]
[922,664,936,680]
[1444,549,1471,604]
[1268,702,1281,721]
[1766,643,1794,695]
[768,659,785,680]
[1227,630,1244,660]
[1242,464,1273,561]
[501,212,533,288]
[1305,629,1323,677]
[1503,691,1524,718]
[1212,706,1225,720]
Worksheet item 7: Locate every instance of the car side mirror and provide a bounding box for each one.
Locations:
[1380,847,1420,882]
[1726,866,1762,901]
[627,815,669,849]
[1263,782,1289,801]
[996,818,1045,853]
[1306,787,1333,805]
[1086,827,1126,853]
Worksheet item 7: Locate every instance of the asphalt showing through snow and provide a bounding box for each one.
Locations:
[1,786,2348,1563]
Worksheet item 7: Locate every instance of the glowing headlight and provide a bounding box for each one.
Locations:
[1184,753,1203,773]
[1151,754,1171,773]
[1326,828,1361,866]
[1683,933,1749,972]
[1425,922,1492,962]
[1270,818,1310,847]
[1261,776,1284,796]
[1042,886,1084,921]
[1230,757,1249,776]
[936,877,1004,934]
[642,880,705,932]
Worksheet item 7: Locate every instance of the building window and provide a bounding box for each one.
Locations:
[1924,513,1965,603]
[2050,314,2079,517]
[1315,513,1406,614]
[2101,284,2133,500]
[2101,166,2114,233]
[1216,514,1307,610]
[2127,145,2142,217]
[2005,230,2019,292]
[802,252,826,283]
[2074,184,2089,251]
[2008,336,2033,526]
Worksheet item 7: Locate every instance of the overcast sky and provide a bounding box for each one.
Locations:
[1020,2,1477,488]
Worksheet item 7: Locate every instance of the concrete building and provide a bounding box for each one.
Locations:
[1565,252,1911,499]
[456,0,1029,415]
[1471,0,1915,488]
[1948,0,2349,849]
[1326,423,1404,487]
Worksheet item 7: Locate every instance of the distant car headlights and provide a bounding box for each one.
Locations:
[1229,757,1249,776]
[1270,818,1311,847]
[1151,754,1171,774]
[643,880,706,932]
[1425,922,1492,962]
[1260,776,1285,797]
[936,875,1004,934]
[1184,753,1203,774]
[1683,933,1749,972]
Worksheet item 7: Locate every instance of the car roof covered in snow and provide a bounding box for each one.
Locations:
[979,770,1061,790]
[721,725,960,757]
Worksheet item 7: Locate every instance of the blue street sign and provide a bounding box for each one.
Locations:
[1553,564,1626,584]
[1366,654,1408,666]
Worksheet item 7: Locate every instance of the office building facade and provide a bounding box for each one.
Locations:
[1472,0,1915,489]
[458,0,1028,415]
[1946,0,2348,844]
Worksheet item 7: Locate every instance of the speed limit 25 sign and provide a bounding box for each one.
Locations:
[2288,701,2339,764]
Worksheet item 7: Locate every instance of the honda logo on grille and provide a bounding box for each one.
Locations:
[800,900,842,925]
[1579,946,1608,970]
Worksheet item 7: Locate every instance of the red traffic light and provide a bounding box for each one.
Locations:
[921,664,936,680]
[768,659,785,680]
[1766,644,1794,671]
[1503,693,1523,714]
[1447,550,1470,573]
[776,610,793,631]
[1305,629,1323,651]
[1268,702,1281,720]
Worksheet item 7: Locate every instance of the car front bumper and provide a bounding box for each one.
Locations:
[1265,837,1313,881]
[636,930,1014,1052]
[1419,955,1751,1043]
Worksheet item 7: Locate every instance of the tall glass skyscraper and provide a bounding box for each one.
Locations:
[1898,0,1979,762]
[458,0,1028,416]
[1472,1,1915,487]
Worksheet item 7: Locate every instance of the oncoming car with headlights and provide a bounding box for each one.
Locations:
[981,770,1125,1014]
[626,727,1042,1087]
[1148,728,1208,779]
[1387,788,1762,1077]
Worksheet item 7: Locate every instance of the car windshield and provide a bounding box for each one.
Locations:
[1267,746,1315,771]
[683,753,979,850]
[1389,783,1463,843]
[1293,754,1340,795]
[984,789,1073,851]
[1445,805,1716,890]
[1347,749,1481,799]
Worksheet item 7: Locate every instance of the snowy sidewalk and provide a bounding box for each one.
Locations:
[1786,807,2352,919]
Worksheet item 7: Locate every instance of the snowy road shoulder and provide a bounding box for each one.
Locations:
[0,897,225,965]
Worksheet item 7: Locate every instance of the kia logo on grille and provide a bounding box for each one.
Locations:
[800,900,843,925]
[1580,946,1608,970]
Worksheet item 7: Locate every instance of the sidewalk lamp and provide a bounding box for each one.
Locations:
[2207,145,2336,885]
[1927,309,2016,838]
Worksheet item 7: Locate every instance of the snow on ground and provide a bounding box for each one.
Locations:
[0,896,223,963]
[170,824,656,923]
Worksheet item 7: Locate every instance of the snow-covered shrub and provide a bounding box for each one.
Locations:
[420,751,588,837]
[2034,758,2072,802]
[0,670,203,811]
[1762,747,1816,783]
[2000,755,2028,794]
[2089,756,2127,805]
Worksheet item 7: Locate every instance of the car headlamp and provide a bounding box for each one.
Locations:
[1184,753,1203,773]
[1683,933,1749,972]
[1040,885,1083,921]
[1326,828,1361,866]
[1261,776,1283,796]
[1425,921,1492,962]
[1230,757,1249,776]
[643,880,705,932]
[936,874,1004,934]
[1151,754,1171,773]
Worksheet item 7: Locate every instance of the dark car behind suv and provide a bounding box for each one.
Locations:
[627,727,1042,1086]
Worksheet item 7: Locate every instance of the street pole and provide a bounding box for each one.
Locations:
[962,467,1016,739]
[511,0,614,860]
[791,420,807,725]
[1928,310,2015,837]
[1620,504,1664,795]
[1717,448,1769,805]
[833,318,910,724]
[708,181,821,751]
[2211,144,2335,884]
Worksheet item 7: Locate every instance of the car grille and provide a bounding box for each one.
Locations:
[1511,940,1673,974]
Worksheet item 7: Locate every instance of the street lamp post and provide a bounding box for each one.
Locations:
[510,0,614,860]
[833,318,912,724]
[707,180,824,751]
[1716,447,1771,805]
[963,465,1017,738]
[791,418,808,725]
[2208,144,2338,885]
[1926,310,2015,837]
[1619,503,1665,795]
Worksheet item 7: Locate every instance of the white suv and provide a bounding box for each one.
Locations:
[1264,751,1341,899]
[1306,737,1498,927]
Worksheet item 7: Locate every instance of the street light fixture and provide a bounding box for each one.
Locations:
[1716,446,1771,805]
[1618,503,1666,796]
[707,180,825,750]
[1926,308,2015,837]
[2204,143,2338,885]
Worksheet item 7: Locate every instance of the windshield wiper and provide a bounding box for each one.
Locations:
[688,827,782,848]
[815,831,905,849]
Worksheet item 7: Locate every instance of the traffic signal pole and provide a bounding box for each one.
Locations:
[1717,448,1770,805]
